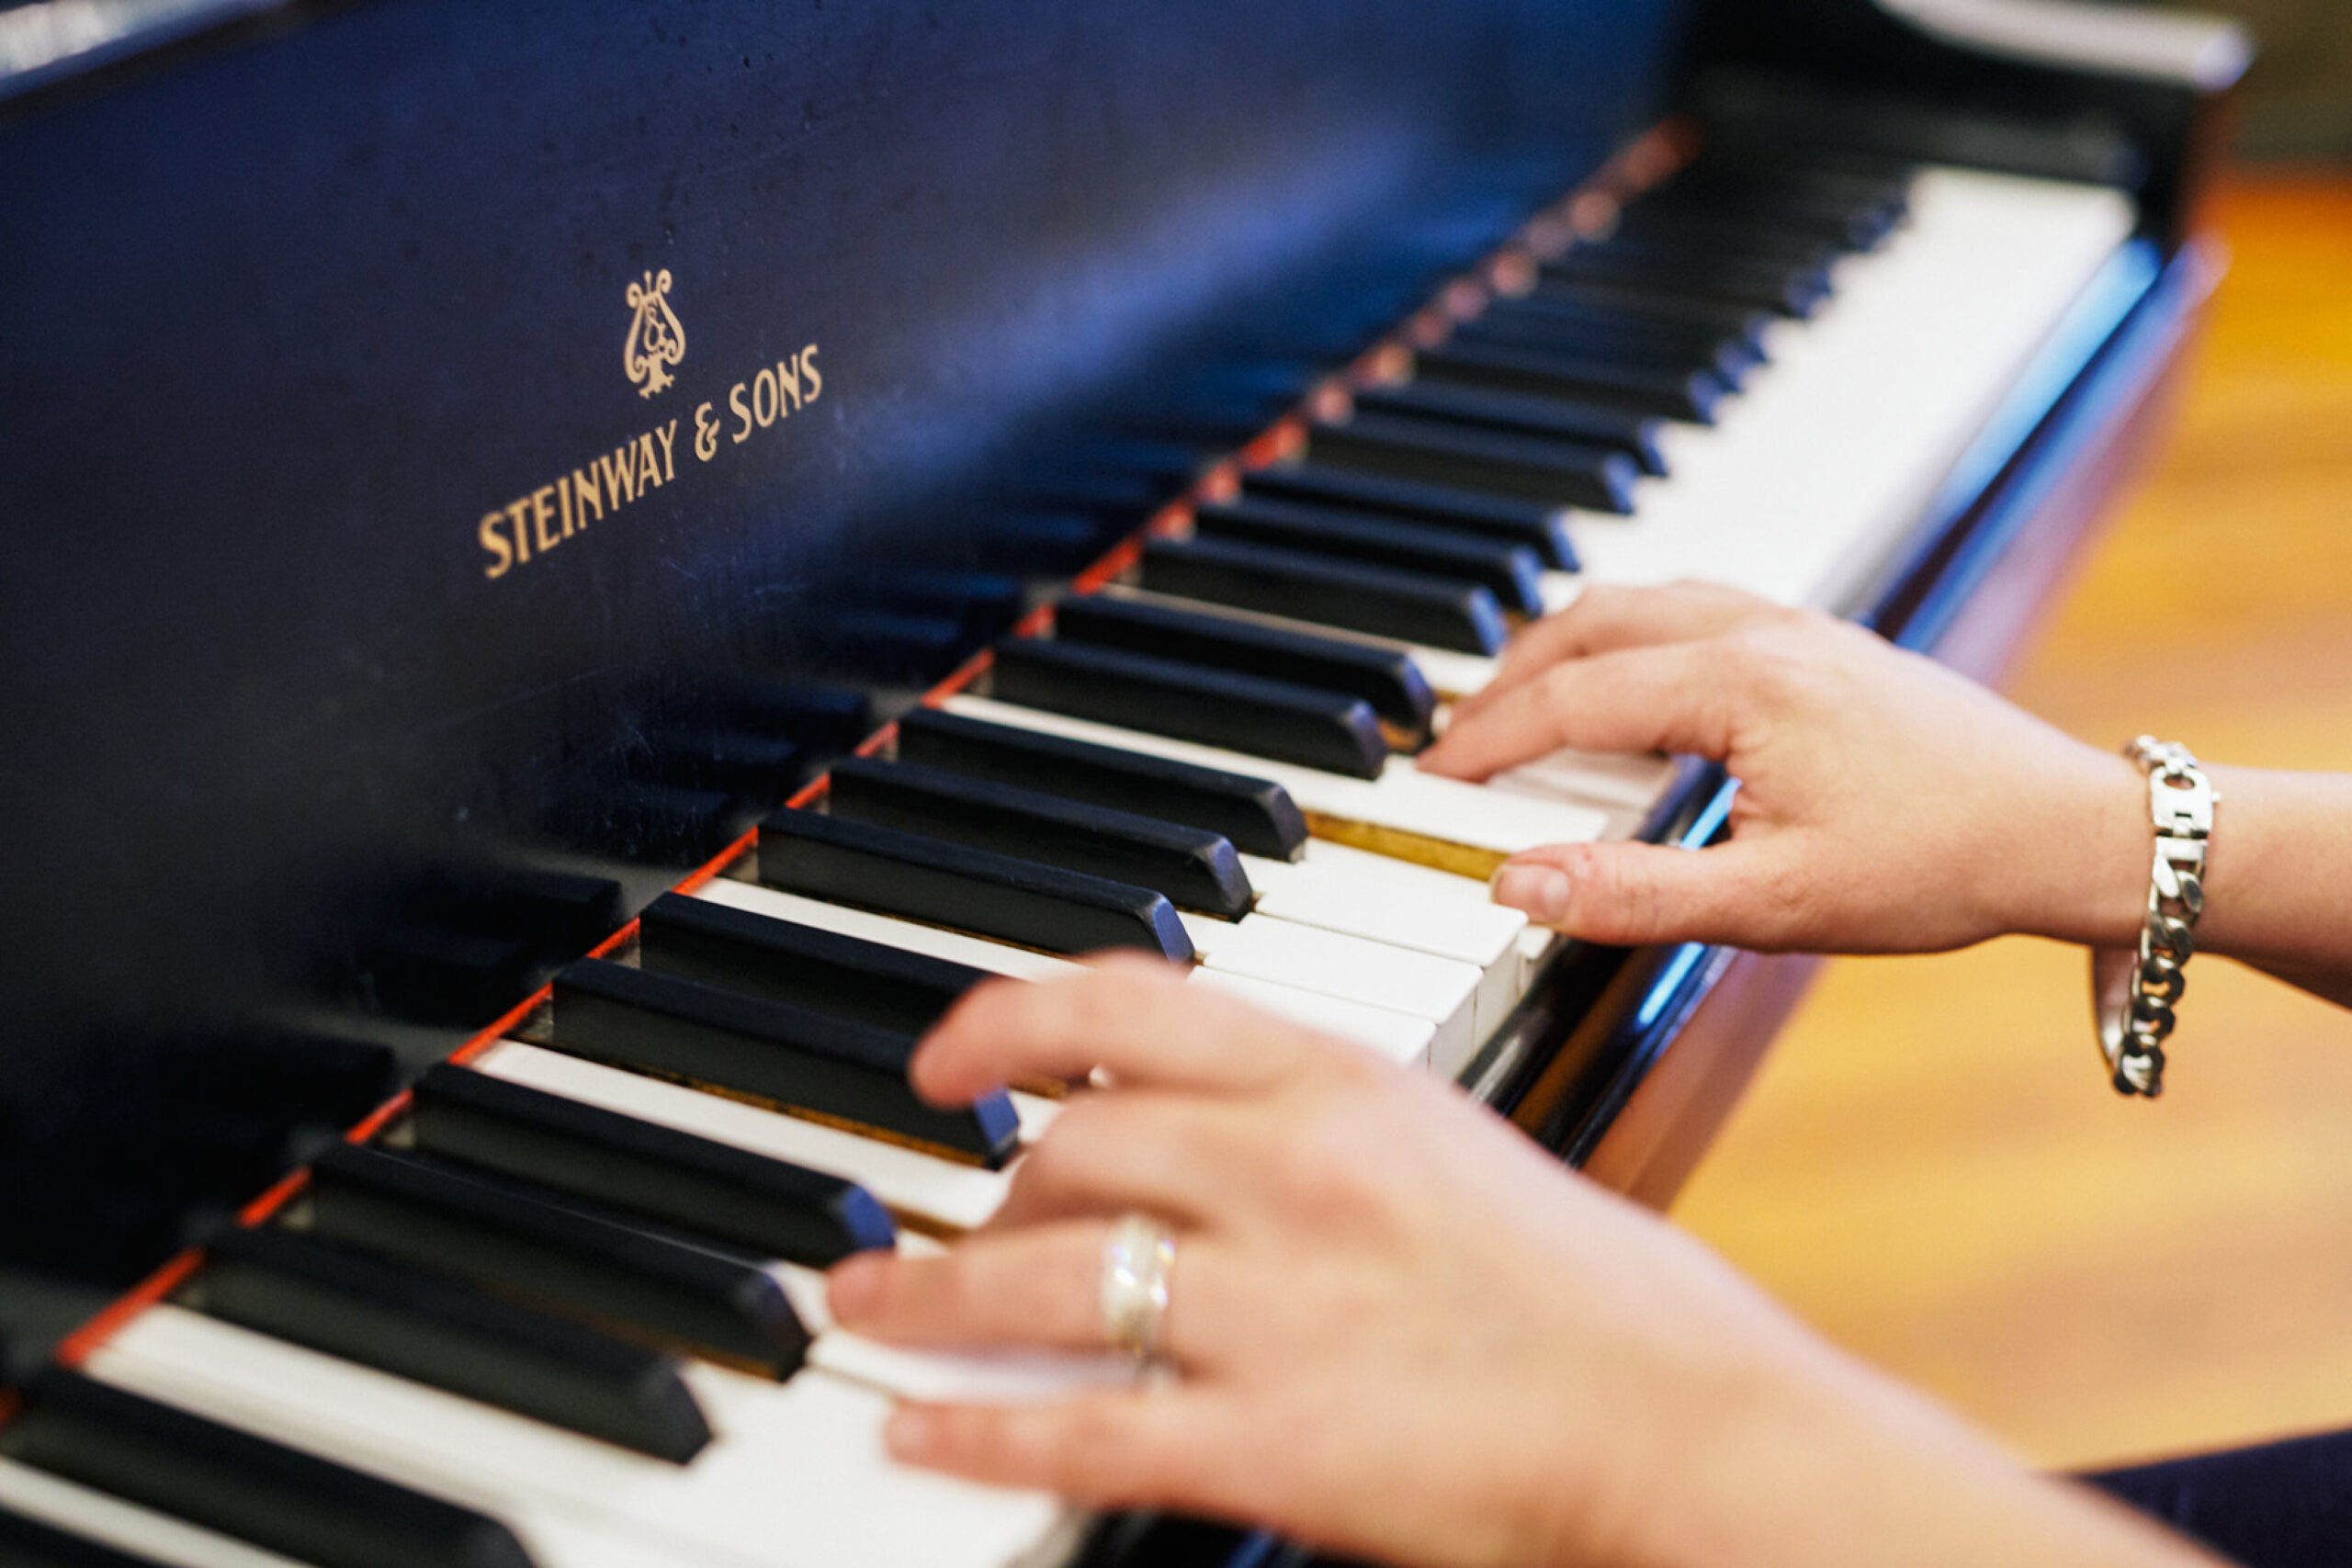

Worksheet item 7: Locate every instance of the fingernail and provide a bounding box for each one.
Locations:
[1491,862,1572,924]
[826,1250,888,1320]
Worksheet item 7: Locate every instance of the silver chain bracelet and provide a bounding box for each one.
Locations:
[2091,738,2217,1098]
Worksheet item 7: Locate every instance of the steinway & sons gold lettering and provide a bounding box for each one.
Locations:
[720,345,822,446]
[475,268,827,581]
[477,421,679,581]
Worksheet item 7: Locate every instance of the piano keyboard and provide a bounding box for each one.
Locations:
[9,146,2142,1568]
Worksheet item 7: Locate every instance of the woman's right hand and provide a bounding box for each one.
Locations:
[1418,582,2151,956]
[828,963,2224,1568]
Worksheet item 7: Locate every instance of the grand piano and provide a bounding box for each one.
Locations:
[0,0,2245,1562]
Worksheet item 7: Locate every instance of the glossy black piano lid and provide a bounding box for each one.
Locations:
[0,1,1687,1274]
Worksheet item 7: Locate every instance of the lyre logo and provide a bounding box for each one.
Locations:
[623,268,686,398]
[476,274,827,583]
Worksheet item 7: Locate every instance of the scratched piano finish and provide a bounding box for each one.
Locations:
[0,0,1682,1273]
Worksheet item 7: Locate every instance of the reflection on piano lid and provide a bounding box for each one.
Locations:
[0,0,2241,1563]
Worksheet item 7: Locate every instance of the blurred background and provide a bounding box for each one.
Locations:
[2193,0,2352,160]
[1674,0,2352,1472]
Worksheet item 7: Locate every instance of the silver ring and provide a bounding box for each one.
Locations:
[1099,1213,1177,1362]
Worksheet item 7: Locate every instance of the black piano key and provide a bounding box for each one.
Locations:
[642,728,808,804]
[700,680,874,752]
[1350,382,1669,477]
[555,782,743,868]
[1484,285,1779,358]
[1514,276,1781,348]
[805,609,970,682]
[638,891,984,1035]
[894,708,1309,861]
[1238,462,1577,570]
[1666,159,1911,231]
[827,757,1254,920]
[1538,242,1833,319]
[1053,594,1438,735]
[1078,1513,1274,1568]
[362,928,542,1028]
[0,1503,166,1568]
[169,1031,399,1129]
[0,1369,535,1568]
[1643,180,1902,250]
[304,1144,810,1376]
[409,1065,896,1264]
[195,1226,713,1464]
[761,806,1197,962]
[425,867,626,962]
[1411,342,1726,425]
[1668,152,1913,197]
[1189,497,1546,615]
[551,959,1021,1168]
[865,570,1026,641]
[1606,206,1852,269]
[1304,410,1638,513]
[1136,536,1509,656]
[1453,303,1761,391]
[989,637,1388,779]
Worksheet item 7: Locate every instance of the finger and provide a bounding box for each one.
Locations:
[885,1387,1246,1515]
[910,957,1341,1106]
[826,1219,1118,1351]
[1489,837,1791,948]
[1460,581,1780,723]
[1421,640,1736,782]
[988,1089,1260,1232]
[830,1222,1238,1366]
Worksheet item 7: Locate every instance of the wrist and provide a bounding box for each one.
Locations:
[1614,1332,1917,1568]
[1566,1306,1907,1568]
[1633,1339,2219,1568]
[1990,746,2151,951]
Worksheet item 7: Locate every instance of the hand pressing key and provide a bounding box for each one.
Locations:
[1419,581,2153,956]
[826,960,2223,1568]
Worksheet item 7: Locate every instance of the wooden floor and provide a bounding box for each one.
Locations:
[1671,171,2352,1472]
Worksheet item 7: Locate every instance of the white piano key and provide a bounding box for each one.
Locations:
[769,1265,1139,1407]
[0,1458,312,1568]
[0,1450,691,1568]
[694,867,1453,1066]
[1236,850,1525,1036]
[1009,1090,1060,1142]
[92,1306,1081,1568]
[670,1365,1083,1568]
[1515,924,1565,993]
[723,755,1515,1043]
[1484,746,1682,817]
[471,1040,1012,1235]
[84,1311,754,1568]
[1556,171,2135,615]
[1093,583,1502,695]
[694,879,1086,984]
[941,694,1607,867]
[1293,837,1496,902]
[1182,967,1436,1069]
[1176,912,1482,1079]
[807,1335,1135,1411]
[1534,571,1584,616]
[1384,643,1504,701]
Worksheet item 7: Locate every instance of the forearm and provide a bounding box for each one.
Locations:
[2189,767,2352,1006]
[1632,1346,2225,1568]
